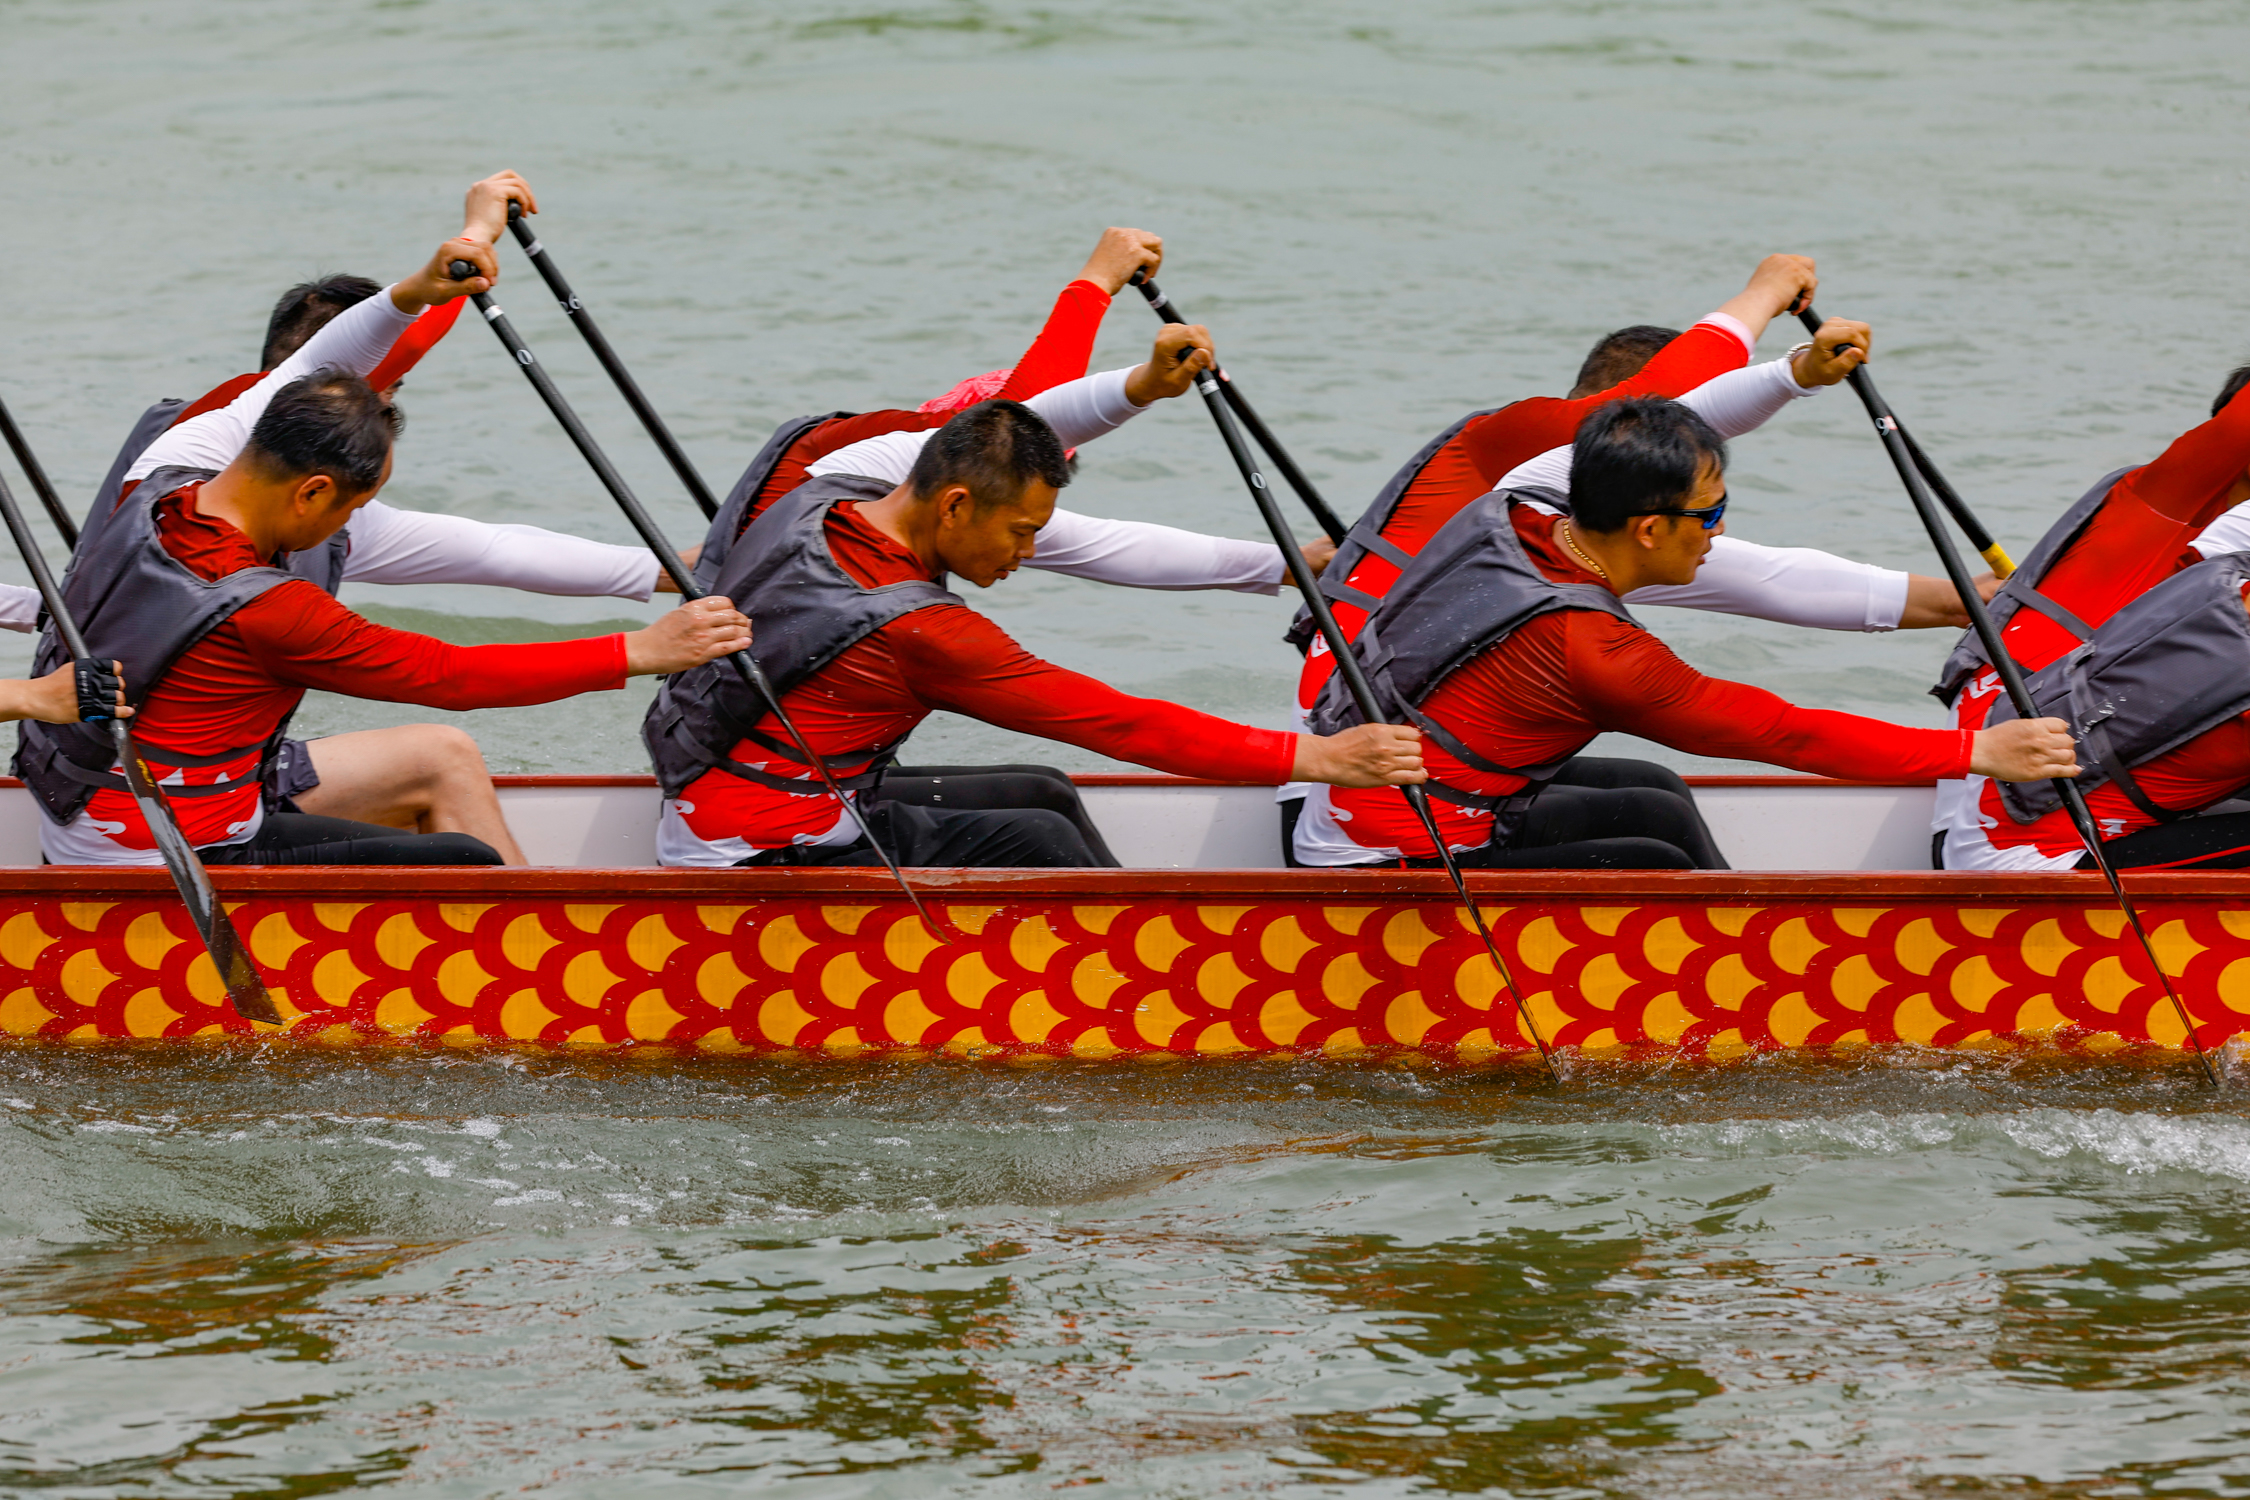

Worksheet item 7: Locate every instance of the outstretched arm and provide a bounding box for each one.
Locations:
[340,501,672,601]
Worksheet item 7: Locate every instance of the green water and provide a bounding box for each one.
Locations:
[8,0,2250,1491]
[2,1046,2247,1496]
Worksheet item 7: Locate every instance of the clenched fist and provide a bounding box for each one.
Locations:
[1124,323,1216,407]
[1792,318,1871,387]
[1970,717,2080,783]
[624,596,754,676]
[1077,227,1163,296]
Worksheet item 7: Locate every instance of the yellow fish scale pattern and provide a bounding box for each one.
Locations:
[0,892,2243,1053]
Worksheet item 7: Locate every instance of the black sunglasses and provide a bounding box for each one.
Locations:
[1628,492,1728,531]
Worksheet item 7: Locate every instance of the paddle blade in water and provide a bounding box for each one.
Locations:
[113,724,280,1026]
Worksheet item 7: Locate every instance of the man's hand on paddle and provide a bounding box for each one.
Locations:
[464,170,538,241]
[1077,228,1164,296]
[0,660,128,726]
[623,596,754,676]
[1292,723,1426,788]
[1712,254,1819,339]
[1899,570,2002,629]
[1970,718,2080,783]
[1279,537,1338,589]
[395,236,498,309]
[1125,324,1215,406]
[651,543,705,594]
[1792,318,1870,387]
[391,172,541,310]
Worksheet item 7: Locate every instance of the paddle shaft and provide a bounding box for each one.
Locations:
[1188,368,1558,1077]
[503,206,720,521]
[1796,305,2014,578]
[1837,364,2217,1085]
[451,271,947,940]
[1130,278,1349,545]
[0,395,78,549]
[0,470,276,1024]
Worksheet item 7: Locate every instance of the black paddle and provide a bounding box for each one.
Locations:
[1807,310,2215,1085]
[499,203,720,521]
[1796,306,2014,578]
[448,262,948,942]
[0,393,79,549]
[1128,275,1349,545]
[1176,350,1559,1079]
[0,470,277,1024]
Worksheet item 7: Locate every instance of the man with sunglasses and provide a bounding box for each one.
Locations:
[1298,397,2078,870]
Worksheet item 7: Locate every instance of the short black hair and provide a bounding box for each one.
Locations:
[1568,325,1682,400]
[261,275,382,371]
[1569,396,1727,534]
[2215,364,2250,419]
[244,371,401,494]
[908,399,1071,508]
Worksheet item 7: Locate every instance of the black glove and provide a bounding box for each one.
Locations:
[73,658,121,723]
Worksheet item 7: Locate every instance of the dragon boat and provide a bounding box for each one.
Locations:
[0,773,2240,1058]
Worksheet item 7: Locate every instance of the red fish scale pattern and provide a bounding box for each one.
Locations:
[0,891,2242,1053]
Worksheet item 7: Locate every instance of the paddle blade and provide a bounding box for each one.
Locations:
[112,726,280,1026]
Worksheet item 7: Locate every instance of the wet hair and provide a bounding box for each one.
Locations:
[243,371,401,494]
[2215,364,2250,419]
[1568,397,1727,534]
[908,399,1071,509]
[261,274,381,371]
[1567,325,1682,400]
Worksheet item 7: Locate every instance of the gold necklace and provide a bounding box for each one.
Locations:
[1557,518,1608,582]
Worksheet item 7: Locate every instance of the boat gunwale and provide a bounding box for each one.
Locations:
[0,773,1951,791]
[2,867,2241,899]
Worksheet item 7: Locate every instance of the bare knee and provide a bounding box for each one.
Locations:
[411,725,490,786]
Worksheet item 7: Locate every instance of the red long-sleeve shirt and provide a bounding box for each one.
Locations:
[1950,391,2250,857]
[1988,389,2250,678]
[1296,320,1750,712]
[674,502,1296,850]
[85,483,626,850]
[738,279,1113,534]
[1327,505,1974,858]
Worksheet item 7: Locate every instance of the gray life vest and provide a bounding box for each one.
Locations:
[84,397,186,554]
[1307,486,1639,842]
[1285,405,1509,654]
[82,399,352,592]
[14,468,333,824]
[1931,467,2133,707]
[1983,551,2250,825]
[694,410,858,592]
[643,473,959,801]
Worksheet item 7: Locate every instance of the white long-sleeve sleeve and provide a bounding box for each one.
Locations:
[807,369,1145,486]
[1028,510,1285,594]
[0,584,38,633]
[125,288,421,483]
[1681,356,1817,437]
[803,369,1284,591]
[1489,360,1819,500]
[1627,536,1909,631]
[341,501,658,600]
[2192,499,2250,558]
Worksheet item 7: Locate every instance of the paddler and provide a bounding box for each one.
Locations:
[1283,256,1993,858]
[644,396,1426,868]
[695,224,1328,599]
[17,225,754,868]
[1300,397,2079,870]
[1935,365,2250,870]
